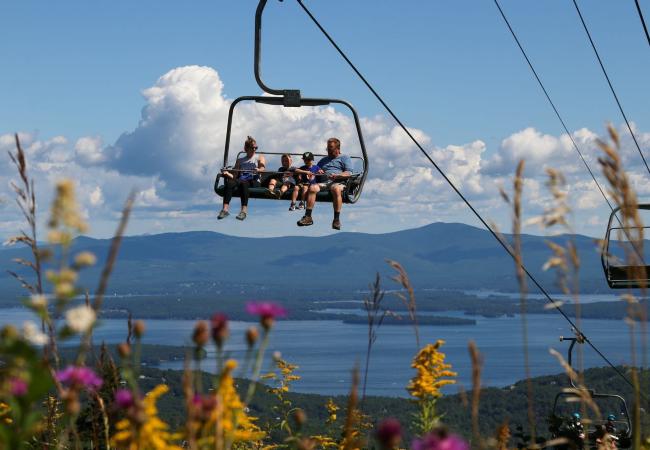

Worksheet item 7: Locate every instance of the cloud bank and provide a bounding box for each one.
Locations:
[2,65,650,238]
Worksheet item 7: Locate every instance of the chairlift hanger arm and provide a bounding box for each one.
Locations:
[254,0,301,105]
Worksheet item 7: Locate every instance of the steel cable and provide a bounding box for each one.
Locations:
[636,0,650,47]
[295,0,644,398]
[573,0,650,177]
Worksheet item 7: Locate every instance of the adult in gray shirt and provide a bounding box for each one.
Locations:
[297,137,353,230]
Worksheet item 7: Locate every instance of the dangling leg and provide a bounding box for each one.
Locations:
[330,183,344,230]
[237,180,251,220]
[218,178,237,219]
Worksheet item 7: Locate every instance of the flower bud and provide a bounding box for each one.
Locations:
[1,325,19,340]
[376,418,402,450]
[117,342,131,358]
[64,391,81,415]
[133,320,145,339]
[297,437,316,450]
[245,326,259,348]
[192,321,209,347]
[210,314,229,348]
[293,408,307,427]
[74,251,97,267]
[54,282,75,299]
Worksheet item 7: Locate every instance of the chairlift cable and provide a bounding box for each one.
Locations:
[295,0,643,398]
[492,0,613,213]
[635,0,650,47]
[572,0,650,177]
[493,0,648,271]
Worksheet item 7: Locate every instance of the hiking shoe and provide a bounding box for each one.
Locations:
[236,211,247,221]
[297,215,313,227]
[217,210,229,220]
[298,201,305,209]
[289,203,296,211]
[332,219,341,230]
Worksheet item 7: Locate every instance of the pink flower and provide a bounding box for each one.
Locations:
[56,366,103,391]
[246,301,287,319]
[412,431,469,450]
[246,301,287,330]
[191,393,218,420]
[376,418,402,449]
[114,389,134,409]
[9,378,28,397]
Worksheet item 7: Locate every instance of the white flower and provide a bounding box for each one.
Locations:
[65,305,96,333]
[29,294,48,309]
[22,321,49,346]
[74,251,96,267]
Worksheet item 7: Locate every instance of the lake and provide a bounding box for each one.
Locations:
[0,308,645,397]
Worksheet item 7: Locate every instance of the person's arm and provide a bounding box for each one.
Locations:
[256,155,266,172]
[222,159,238,179]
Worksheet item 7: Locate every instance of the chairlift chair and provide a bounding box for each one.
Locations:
[214,0,369,205]
[601,204,650,289]
[548,336,632,449]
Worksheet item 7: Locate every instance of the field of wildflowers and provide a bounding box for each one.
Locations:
[0,127,648,449]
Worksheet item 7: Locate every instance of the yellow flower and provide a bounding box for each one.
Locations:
[268,357,300,399]
[0,402,12,425]
[407,340,457,400]
[212,359,265,442]
[190,359,264,447]
[111,384,182,450]
[325,398,339,425]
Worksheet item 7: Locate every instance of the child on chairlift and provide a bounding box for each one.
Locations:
[266,154,297,200]
[290,151,323,211]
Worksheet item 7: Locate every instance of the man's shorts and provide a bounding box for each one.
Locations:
[317,180,345,191]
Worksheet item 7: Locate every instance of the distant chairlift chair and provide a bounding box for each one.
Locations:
[601,204,650,289]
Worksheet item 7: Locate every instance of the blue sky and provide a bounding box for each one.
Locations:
[1,1,650,239]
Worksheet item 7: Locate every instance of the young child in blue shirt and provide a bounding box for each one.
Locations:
[290,151,323,211]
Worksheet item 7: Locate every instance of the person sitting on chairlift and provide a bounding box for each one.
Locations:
[217,136,266,221]
[265,153,297,200]
[291,151,321,211]
[297,138,352,230]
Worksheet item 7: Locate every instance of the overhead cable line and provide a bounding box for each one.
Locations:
[635,0,650,47]
[294,0,643,397]
[492,0,613,213]
[572,0,650,177]
[492,0,647,266]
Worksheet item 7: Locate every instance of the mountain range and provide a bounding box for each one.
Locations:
[0,222,615,299]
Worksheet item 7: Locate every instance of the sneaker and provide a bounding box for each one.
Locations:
[298,201,305,210]
[297,215,314,227]
[236,211,247,221]
[289,203,296,211]
[217,210,230,220]
[332,219,341,230]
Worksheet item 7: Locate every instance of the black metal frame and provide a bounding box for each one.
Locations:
[214,0,369,204]
[601,204,650,289]
[549,335,632,448]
